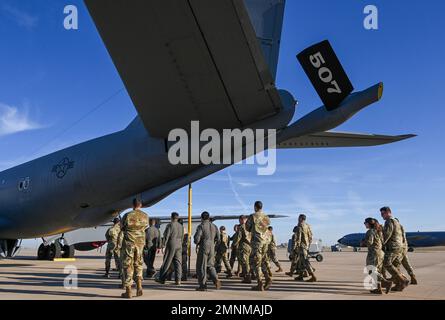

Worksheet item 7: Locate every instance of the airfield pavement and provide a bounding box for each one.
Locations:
[0,248,444,300]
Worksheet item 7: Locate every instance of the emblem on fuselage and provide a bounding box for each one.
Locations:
[52,157,75,179]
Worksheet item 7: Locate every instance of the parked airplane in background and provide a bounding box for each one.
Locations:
[0,0,414,260]
[338,231,445,252]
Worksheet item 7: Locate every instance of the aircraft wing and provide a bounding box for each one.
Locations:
[85,0,284,138]
[277,131,416,149]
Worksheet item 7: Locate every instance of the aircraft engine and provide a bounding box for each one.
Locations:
[0,239,22,258]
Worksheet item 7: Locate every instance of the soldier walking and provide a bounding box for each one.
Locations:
[236,216,252,283]
[104,217,122,278]
[293,214,317,282]
[399,221,418,285]
[380,206,410,292]
[363,218,393,294]
[215,226,233,278]
[229,224,241,276]
[120,199,149,298]
[245,201,272,291]
[157,212,184,285]
[267,226,283,273]
[194,211,222,291]
[144,218,160,278]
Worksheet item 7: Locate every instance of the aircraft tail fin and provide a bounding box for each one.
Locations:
[244,0,286,80]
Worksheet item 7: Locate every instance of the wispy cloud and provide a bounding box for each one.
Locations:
[0,103,42,137]
[2,4,39,29]
[236,182,257,188]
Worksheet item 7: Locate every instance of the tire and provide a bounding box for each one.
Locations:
[47,242,62,260]
[62,245,75,258]
[316,254,323,262]
[37,244,49,260]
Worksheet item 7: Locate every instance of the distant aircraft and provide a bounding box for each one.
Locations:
[0,0,414,259]
[338,232,445,252]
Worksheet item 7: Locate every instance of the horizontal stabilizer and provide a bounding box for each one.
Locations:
[278,131,416,149]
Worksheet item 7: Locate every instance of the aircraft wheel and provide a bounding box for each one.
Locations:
[316,254,323,262]
[37,244,49,260]
[62,245,75,258]
[47,242,62,260]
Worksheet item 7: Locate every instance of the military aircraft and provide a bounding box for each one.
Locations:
[0,0,415,259]
[338,231,445,252]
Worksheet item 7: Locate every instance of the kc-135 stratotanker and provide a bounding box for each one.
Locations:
[0,0,414,259]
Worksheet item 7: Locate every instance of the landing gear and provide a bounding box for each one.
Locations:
[37,237,75,260]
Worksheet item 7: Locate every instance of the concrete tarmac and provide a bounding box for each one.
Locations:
[0,248,444,300]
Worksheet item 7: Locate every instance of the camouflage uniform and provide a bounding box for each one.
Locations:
[194,220,220,289]
[262,229,273,278]
[246,210,271,290]
[267,232,282,271]
[400,224,416,279]
[215,230,232,274]
[158,220,183,282]
[382,217,406,287]
[144,225,160,277]
[121,209,149,287]
[293,222,315,279]
[236,224,251,280]
[364,228,385,280]
[105,223,122,274]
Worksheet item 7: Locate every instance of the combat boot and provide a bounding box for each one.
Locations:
[276,267,283,273]
[410,274,418,285]
[294,275,304,281]
[370,283,383,295]
[306,275,317,282]
[285,271,294,277]
[381,279,393,294]
[121,286,132,299]
[175,280,181,286]
[226,271,233,278]
[196,285,207,291]
[214,280,222,290]
[264,278,272,290]
[242,275,252,284]
[251,280,264,291]
[136,279,143,297]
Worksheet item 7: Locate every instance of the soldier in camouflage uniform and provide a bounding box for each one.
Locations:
[144,218,161,278]
[267,226,283,273]
[120,199,149,298]
[380,207,410,292]
[293,214,317,282]
[363,218,393,294]
[399,220,418,285]
[215,226,233,278]
[229,224,241,276]
[104,217,122,278]
[156,212,184,285]
[245,201,272,291]
[194,211,222,291]
[235,215,252,283]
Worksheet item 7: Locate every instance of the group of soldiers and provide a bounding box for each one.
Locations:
[104,199,288,297]
[103,200,417,298]
[362,206,417,295]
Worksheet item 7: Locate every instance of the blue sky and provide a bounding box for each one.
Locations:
[1,0,444,246]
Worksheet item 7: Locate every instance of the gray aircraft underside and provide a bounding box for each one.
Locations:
[0,0,414,257]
